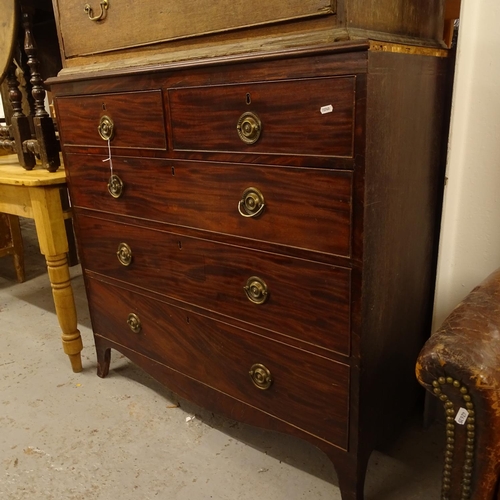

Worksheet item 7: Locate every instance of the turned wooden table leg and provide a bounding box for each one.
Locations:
[45,253,83,372]
[29,186,83,372]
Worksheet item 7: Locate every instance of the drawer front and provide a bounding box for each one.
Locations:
[66,155,352,257]
[87,277,350,449]
[56,91,166,150]
[168,76,355,158]
[77,215,351,355]
[56,0,335,58]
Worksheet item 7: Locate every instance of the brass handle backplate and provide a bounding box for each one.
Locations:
[84,0,109,22]
[238,187,265,218]
[116,242,132,266]
[244,276,268,305]
[107,174,123,198]
[98,115,114,141]
[236,111,262,145]
[127,313,141,334]
[249,363,272,390]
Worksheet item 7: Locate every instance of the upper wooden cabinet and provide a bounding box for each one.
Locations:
[55,0,335,58]
[51,0,446,71]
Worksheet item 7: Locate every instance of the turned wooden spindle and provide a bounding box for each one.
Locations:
[0,124,15,152]
[0,138,15,152]
[6,62,35,169]
[22,10,60,172]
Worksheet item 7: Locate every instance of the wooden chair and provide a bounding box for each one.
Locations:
[0,0,60,171]
[0,1,77,277]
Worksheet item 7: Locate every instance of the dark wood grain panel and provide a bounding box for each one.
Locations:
[48,46,368,92]
[168,76,355,158]
[77,214,351,355]
[87,277,350,449]
[65,154,352,257]
[55,90,166,150]
[93,334,351,461]
[358,51,449,450]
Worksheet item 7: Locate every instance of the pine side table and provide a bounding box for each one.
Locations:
[0,154,82,372]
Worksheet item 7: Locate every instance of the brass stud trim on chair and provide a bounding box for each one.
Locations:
[432,377,475,500]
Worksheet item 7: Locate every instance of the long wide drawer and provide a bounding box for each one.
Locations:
[55,0,335,59]
[56,91,167,150]
[168,76,355,158]
[77,214,351,355]
[87,277,350,449]
[66,154,352,257]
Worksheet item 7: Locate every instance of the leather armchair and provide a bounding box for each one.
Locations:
[416,267,500,499]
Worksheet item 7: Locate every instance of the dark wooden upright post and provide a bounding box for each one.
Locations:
[6,62,35,169]
[23,9,60,172]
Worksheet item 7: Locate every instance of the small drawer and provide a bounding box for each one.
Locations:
[168,76,355,158]
[55,91,167,150]
[77,215,352,355]
[87,277,350,449]
[66,154,352,257]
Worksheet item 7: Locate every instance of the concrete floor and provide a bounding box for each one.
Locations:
[0,219,445,500]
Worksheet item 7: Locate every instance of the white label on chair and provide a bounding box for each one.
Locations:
[320,104,333,114]
[455,407,469,425]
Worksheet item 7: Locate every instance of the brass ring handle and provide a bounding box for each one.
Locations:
[98,115,114,141]
[107,174,123,199]
[238,187,265,218]
[244,276,269,305]
[127,313,141,334]
[249,363,273,390]
[84,0,109,22]
[236,111,262,145]
[116,242,133,267]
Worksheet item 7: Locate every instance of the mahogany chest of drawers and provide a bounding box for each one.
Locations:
[50,41,449,499]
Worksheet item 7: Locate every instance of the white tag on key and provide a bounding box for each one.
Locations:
[102,138,114,176]
[455,407,469,425]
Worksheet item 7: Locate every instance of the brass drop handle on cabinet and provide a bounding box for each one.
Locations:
[116,242,133,266]
[249,363,273,390]
[238,187,265,218]
[107,174,123,198]
[244,276,269,305]
[98,115,114,141]
[84,0,109,22]
[236,111,262,145]
[127,313,141,334]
